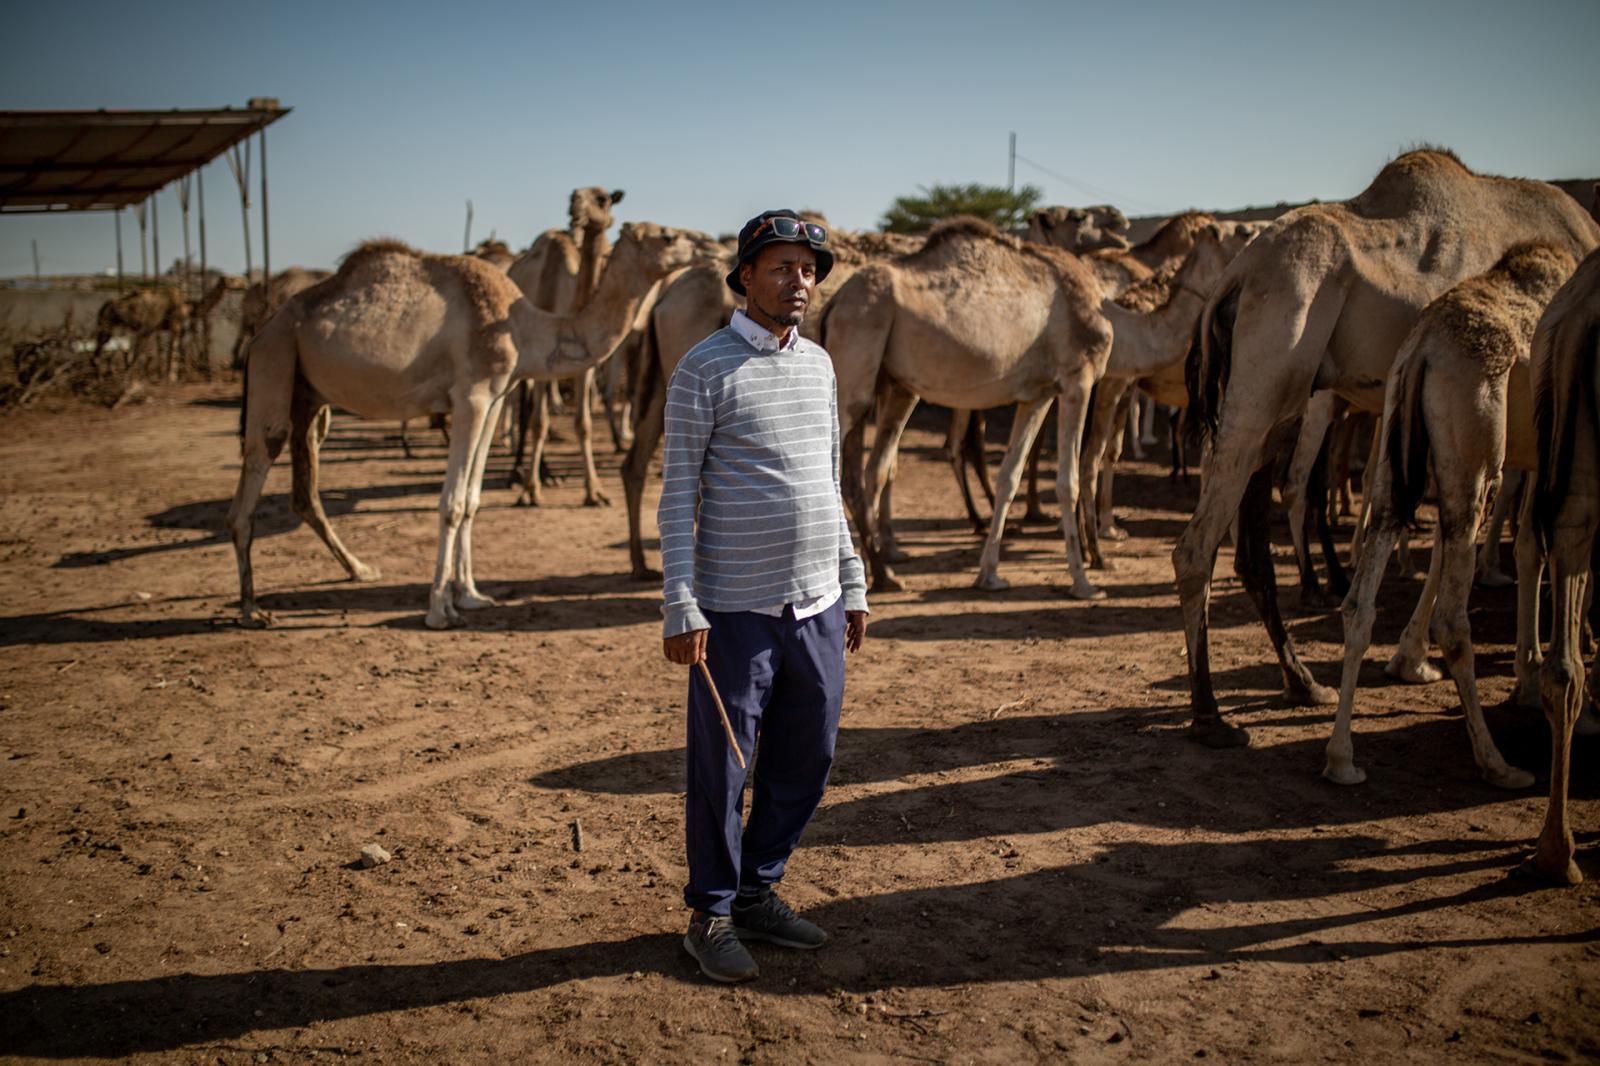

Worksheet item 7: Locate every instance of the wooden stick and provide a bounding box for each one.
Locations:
[697,659,747,770]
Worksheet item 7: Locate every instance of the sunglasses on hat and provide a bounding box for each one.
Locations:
[750,216,828,246]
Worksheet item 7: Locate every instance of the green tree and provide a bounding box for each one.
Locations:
[879,182,1044,234]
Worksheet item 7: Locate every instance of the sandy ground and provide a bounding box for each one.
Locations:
[0,384,1596,1065]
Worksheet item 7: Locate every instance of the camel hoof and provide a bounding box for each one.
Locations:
[424,611,457,630]
[1518,854,1583,886]
[1322,761,1367,786]
[1476,570,1514,589]
[454,590,499,611]
[349,562,381,583]
[238,610,274,630]
[1099,524,1129,542]
[632,565,663,583]
[1190,717,1250,749]
[872,574,907,594]
[1384,655,1442,684]
[1069,582,1107,601]
[584,493,612,508]
[974,571,1010,592]
[1299,588,1340,612]
[1484,765,1535,790]
[1286,681,1338,707]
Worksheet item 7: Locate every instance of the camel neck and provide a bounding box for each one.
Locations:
[509,240,652,379]
[1103,284,1207,378]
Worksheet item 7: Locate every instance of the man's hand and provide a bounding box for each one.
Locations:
[663,628,708,665]
[845,611,868,653]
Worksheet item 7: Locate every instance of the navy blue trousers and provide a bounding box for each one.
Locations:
[684,599,845,916]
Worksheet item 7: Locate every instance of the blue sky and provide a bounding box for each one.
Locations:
[3,0,1598,277]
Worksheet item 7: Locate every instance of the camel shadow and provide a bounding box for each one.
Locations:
[51,483,444,570]
[3,834,1587,1060]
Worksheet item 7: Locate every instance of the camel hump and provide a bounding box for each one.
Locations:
[1492,242,1579,295]
[922,215,1006,248]
[339,238,422,271]
[1348,147,1473,217]
[1426,246,1576,376]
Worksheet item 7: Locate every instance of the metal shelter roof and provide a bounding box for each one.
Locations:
[0,104,289,214]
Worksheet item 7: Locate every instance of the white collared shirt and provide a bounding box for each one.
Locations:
[726,308,841,622]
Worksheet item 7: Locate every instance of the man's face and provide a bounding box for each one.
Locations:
[741,241,819,329]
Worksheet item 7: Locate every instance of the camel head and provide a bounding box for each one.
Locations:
[1180,221,1258,289]
[614,222,711,277]
[570,187,625,236]
[1028,204,1131,253]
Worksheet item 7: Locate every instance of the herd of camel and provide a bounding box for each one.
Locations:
[209,149,1600,885]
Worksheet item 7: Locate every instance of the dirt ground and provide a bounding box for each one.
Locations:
[0,383,1596,1065]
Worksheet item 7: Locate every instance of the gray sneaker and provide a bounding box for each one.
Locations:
[731,888,828,949]
[684,911,759,983]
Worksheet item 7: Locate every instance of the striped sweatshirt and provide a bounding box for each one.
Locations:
[659,317,868,638]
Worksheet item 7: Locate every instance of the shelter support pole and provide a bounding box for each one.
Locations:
[259,126,271,309]
[114,209,124,293]
[199,166,209,375]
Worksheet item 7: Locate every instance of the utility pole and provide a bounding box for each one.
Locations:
[464,200,474,252]
[1008,131,1016,192]
[31,239,40,281]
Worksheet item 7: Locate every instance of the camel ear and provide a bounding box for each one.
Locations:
[610,189,625,206]
[1203,222,1223,241]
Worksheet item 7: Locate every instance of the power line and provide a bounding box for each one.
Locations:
[1012,151,1164,214]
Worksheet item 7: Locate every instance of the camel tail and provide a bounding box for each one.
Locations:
[1532,315,1598,547]
[1386,352,1430,526]
[1187,279,1240,445]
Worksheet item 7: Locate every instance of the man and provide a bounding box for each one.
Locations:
[659,209,869,983]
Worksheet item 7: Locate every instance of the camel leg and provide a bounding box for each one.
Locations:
[1022,399,1054,523]
[1174,423,1281,748]
[1233,461,1338,708]
[509,381,532,487]
[227,324,295,629]
[862,381,919,593]
[451,390,511,611]
[1283,391,1338,608]
[947,409,987,535]
[974,398,1054,592]
[1476,467,1521,587]
[874,377,910,564]
[426,389,496,630]
[1311,440,1350,599]
[1512,489,1547,707]
[1383,538,1445,683]
[1326,518,1403,786]
[1530,541,1593,883]
[624,374,667,581]
[1432,520,1532,789]
[1139,388,1158,447]
[1125,388,1145,460]
[967,411,996,512]
[1098,384,1133,542]
[290,387,378,584]
[516,382,551,507]
[1054,370,1107,601]
[1076,379,1128,571]
[574,367,610,507]
[603,337,634,452]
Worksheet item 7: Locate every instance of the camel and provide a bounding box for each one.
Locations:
[92,286,189,370]
[1027,204,1132,254]
[824,217,1113,597]
[504,186,625,507]
[1324,242,1577,791]
[870,210,1175,561]
[226,221,703,630]
[93,277,240,380]
[1526,245,1600,883]
[1075,221,1259,560]
[619,226,918,580]
[233,268,333,366]
[1175,148,1600,747]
